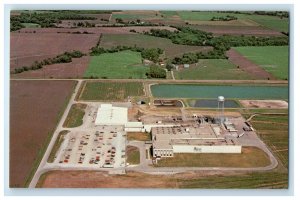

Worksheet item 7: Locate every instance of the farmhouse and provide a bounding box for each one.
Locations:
[152,125,241,158]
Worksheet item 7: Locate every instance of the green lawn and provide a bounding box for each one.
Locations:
[155,147,270,168]
[47,130,69,163]
[241,109,289,169]
[234,46,289,80]
[173,59,256,80]
[100,34,212,59]
[63,103,86,128]
[126,146,140,165]
[84,50,148,79]
[80,81,144,101]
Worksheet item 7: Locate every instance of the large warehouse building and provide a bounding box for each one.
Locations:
[95,104,144,131]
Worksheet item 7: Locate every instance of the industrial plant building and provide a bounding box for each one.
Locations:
[95,103,243,160]
[151,125,242,158]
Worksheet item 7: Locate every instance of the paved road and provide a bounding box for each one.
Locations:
[29,80,83,188]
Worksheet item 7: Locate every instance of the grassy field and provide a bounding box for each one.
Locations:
[112,11,162,20]
[234,46,289,80]
[84,50,147,79]
[178,172,288,188]
[100,34,212,59]
[177,11,289,32]
[63,103,87,128]
[47,130,69,163]
[241,109,289,169]
[173,59,256,80]
[127,132,151,141]
[80,81,144,101]
[155,147,270,167]
[126,146,140,165]
[21,23,41,28]
[37,170,288,188]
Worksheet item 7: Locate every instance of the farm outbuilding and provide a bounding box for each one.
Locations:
[183,64,190,68]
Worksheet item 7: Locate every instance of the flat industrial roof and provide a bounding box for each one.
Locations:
[152,125,238,150]
[95,104,128,125]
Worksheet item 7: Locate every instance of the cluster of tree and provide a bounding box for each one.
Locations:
[113,18,163,26]
[141,48,163,63]
[144,26,288,64]
[253,11,289,18]
[10,20,25,31]
[145,26,214,46]
[211,15,238,21]
[100,18,110,22]
[210,35,289,49]
[90,45,163,62]
[13,50,85,74]
[171,49,227,64]
[10,11,96,31]
[145,65,166,78]
[73,21,95,27]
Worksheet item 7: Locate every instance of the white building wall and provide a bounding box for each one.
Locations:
[173,145,242,153]
[124,128,143,132]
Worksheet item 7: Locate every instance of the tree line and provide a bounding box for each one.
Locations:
[211,15,238,21]
[10,11,96,31]
[13,50,85,74]
[90,45,163,63]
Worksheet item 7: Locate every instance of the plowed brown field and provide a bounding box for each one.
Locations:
[11,56,90,79]
[10,32,99,70]
[191,25,284,36]
[226,49,276,80]
[10,80,76,187]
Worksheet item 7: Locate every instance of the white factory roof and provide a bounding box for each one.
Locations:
[95,104,128,125]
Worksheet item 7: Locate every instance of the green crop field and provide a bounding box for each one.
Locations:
[84,50,147,79]
[178,11,232,21]
[177,11,289,32]
[234,46,289,80]
[100,34,212,59]
[173,59,256,80]
[112,12,162,20]
[79,81,144,101]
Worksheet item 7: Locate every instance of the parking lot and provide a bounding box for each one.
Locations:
[55,125,126,168]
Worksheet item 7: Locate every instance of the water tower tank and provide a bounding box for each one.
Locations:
[218,96,225,102]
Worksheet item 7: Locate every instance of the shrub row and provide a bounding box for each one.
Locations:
[211,15,238,21]
[90,45,163,62]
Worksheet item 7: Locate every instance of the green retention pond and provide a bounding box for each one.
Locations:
[151,84,288,99]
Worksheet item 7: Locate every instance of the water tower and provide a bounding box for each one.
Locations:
[217,96,225,123]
